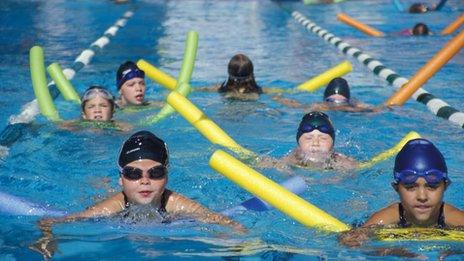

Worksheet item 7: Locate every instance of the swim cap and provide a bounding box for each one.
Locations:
[394,138,448,183]
[323,77,351,100]
[116,61,145,90]
[118,131,169,170]
[81,86,115,111]
[296,111,335,143]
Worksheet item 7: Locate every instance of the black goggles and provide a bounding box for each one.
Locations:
[121,166,167,181]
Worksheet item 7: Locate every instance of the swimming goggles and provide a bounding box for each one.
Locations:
[117,68,145,88]
[394,169,448,186]
[325,97,349,104]
[82,86,114,102]
[300,124,333,136]
[121,166,167,181]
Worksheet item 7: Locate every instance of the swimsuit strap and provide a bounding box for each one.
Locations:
[122,191,130,208]
[398,203,409,228]
[437,202,446,228]
[159,189,168,213]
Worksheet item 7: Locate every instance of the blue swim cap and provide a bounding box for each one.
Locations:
[394,138,449,184]
[296,111,335,143]
[323,77,350,100]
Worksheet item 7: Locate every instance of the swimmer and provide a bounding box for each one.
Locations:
[61,86,131,131]
[339,138,464,247]
[273,77,380,113]
[283,111,358,170]
[398,23,431,36]
[31,130,245,258]
[199,54,263,100]
[115,61,164,108]
[409,0,448,13]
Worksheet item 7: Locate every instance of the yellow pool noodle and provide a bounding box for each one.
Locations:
[359,131,421,169]
[296,61,352,92]
[137,59,177,91]
[209,150,350,232]
[167,91,254,156]
[376,228,464,241]
[47,63,81,103]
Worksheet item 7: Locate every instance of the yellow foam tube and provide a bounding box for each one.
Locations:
[296,61,352,92]
[167,91,254,156]
[359,131,420,169]
[209,150,350,232]
[47,63,81,103]
[441,15,464,35]
[137,59,177,91]
[337,13,385,37]
[29,46,60,121]
[376,228,464,241]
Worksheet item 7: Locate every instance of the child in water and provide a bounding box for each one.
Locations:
[62,86,131,131]
[339,138,464,247]
[115,61,164,109]
[31,131,245,258]
[273,77,380,113]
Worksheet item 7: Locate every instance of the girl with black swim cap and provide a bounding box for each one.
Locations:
[32,131,245,258]
[340,138,464,247]
[273,77,380,113]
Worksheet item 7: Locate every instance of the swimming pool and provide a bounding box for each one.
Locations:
[1,0,463,259]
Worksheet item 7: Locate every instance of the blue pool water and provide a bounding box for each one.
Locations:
[0,0,463,259]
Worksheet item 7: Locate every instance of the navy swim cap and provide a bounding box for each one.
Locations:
[118,131,169,170]
[394,138,448,182]
[296,111,335,143]
[116,61,145,90]
[323,77,351,100]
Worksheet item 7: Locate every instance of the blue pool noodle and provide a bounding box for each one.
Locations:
[0,176,306,217]
[393,0,405,12]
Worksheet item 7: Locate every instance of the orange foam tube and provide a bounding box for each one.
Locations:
[441,15,464,36]
[337,13,384,37]
[386,30,464,106]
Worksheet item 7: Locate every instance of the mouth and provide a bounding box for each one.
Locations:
[414,205,431,213]
[135,94,144,102]
[138,190,153,197]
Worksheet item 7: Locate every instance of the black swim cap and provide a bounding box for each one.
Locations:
[116,61,145,90]
[394,138,447,175]
[118,131,169,170]
[323,77,350,100]
[296,111,335,143]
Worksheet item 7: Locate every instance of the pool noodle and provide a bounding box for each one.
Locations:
[0,176,304,218]
[47,63,81,103]
[210,149,350,232]
[137,59,177,91]
[141,31,197,125]
[441,14,464,35]
[296,61,352,92]
[337,13,385,37]
[392,0,404,12]
[376,227,464,241]
[167,91,254,157]
[30,46,60,121]
[359,131,421,169]
[386,30,464,106]
[435,0,448,11]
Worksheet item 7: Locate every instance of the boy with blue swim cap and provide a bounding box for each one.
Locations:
[283,111,358,170]
[340,138,464,247]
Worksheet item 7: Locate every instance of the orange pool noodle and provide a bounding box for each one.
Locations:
[337,13,384,37]
[441,15,464,36]
[386,30,464,106]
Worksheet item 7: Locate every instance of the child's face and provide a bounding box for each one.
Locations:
[119,77,146,105]
[397,177,445,226]
[82,96,113,121]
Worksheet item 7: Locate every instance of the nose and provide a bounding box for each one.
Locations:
[135,83,143,92]
[416,186,428,202]
[311,137,320,146]
[139,174,151,185]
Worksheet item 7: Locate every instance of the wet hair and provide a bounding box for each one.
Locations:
[116,61,145,90]
[118,130,169,170]
[218,54,262,94]
[323,77,351,100]
[81,85,115,112]
[412,23,430,36]
[409,3,428,13]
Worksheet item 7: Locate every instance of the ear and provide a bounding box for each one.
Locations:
[391,182,399,192]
